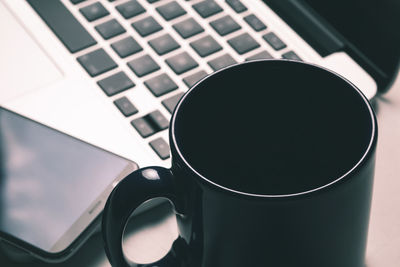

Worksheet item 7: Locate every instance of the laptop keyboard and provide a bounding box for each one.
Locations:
[28,0,302,161]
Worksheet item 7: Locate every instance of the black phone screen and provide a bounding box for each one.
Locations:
[0,108,131,252]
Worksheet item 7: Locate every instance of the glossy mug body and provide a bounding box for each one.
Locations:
[171,154,375,267]
[102,60,377,267]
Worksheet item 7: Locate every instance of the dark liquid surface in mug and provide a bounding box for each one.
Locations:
[175,62,373,195]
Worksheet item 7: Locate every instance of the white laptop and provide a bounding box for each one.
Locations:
[0,0,398,172]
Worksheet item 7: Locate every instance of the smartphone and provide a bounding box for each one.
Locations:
[0,107,138,262]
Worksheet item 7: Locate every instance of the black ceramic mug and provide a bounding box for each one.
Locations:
[102,60,377,267]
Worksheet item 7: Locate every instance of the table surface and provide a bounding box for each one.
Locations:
[1,72,399,267]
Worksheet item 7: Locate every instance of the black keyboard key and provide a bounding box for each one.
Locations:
[156,1,187,21]
[226,0,247,13]
[28,0,96,53]
[210,15,241,36]
[95,19,126,40]
[128,55,160,77]
[70,0,86,4]
[162,92,185,113]
[131,117,155,138]
[144,73,178,97]
[208,54,236,71]
[132,110,170,138]
[111,37,142,58]
[97,71,134,96]
[193,0,223,18]
[165,52,199,75]
[183,70,207,87]
[148,34,180,55]
[132,16,163,37]
[228,33,260,55]
[149,137,170,159]
[116,0,145,19]
[80,2,109,22]
[244,14,267,32]
[263,32,287,50]
[246,50,273,61]
[173,18,204,39]
[282,51,302,61]
[147,110,169,130]
[190,35,222,57]
[77,48,117,77]
[114,96,138,116]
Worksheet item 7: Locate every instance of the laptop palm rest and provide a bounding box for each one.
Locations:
[0,2,62,104]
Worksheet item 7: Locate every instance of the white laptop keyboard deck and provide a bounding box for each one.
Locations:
[28,0,312,163]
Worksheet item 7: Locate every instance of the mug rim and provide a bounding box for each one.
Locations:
[170,59,377,199]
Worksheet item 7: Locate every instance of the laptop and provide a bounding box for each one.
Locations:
[0,0,399,175]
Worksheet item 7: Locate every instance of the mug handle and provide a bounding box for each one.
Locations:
[102,166,184,267]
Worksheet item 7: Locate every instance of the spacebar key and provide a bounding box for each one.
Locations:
[28,0,97,53]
